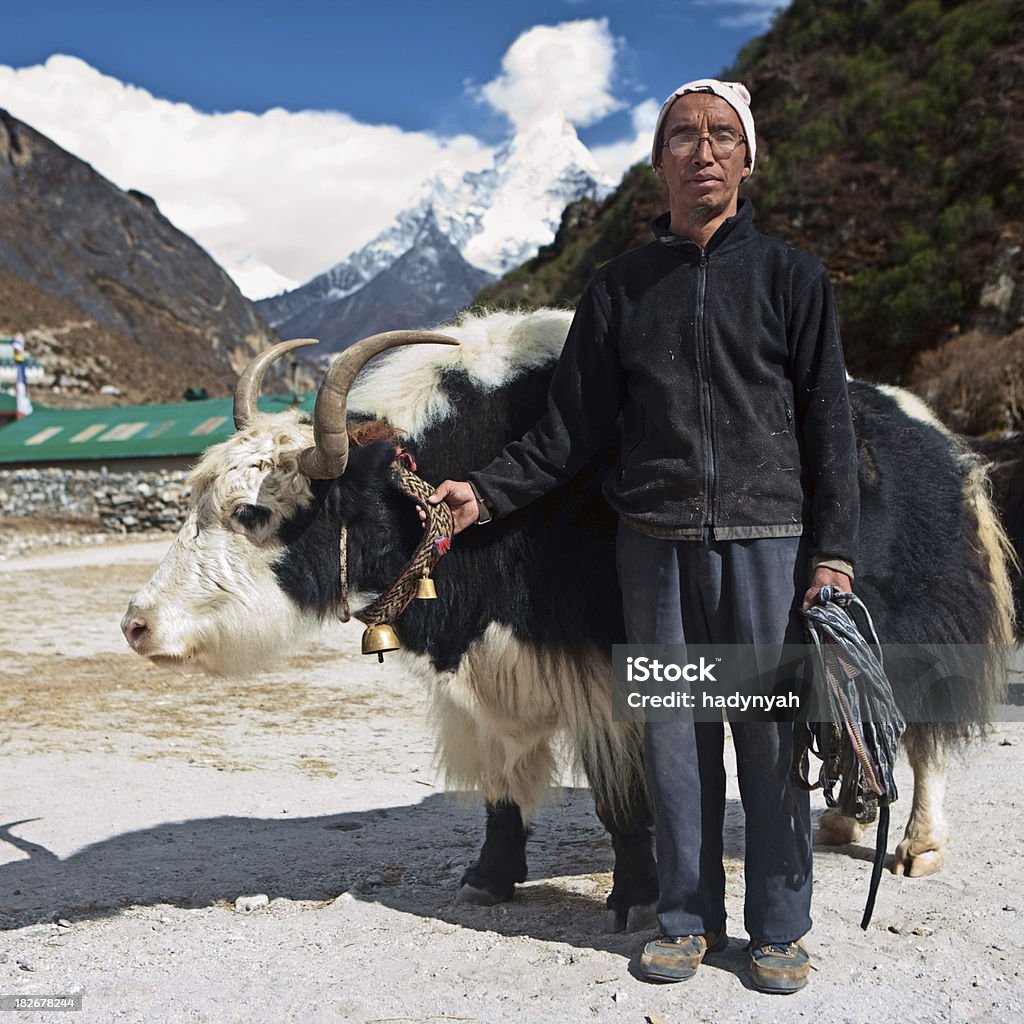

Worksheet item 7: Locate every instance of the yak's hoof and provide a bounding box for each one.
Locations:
[892,841,944,877]
[457,882,513,905]
[816,809,866,846]
[604,907,626,933]
[626,901,658,932]
[604,901,658,934]
[458,861,519,905]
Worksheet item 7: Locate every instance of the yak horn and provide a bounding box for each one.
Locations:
[299,330,459,480]
[233,337,319,430]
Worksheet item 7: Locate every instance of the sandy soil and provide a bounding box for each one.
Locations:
[1,537,1022,1023]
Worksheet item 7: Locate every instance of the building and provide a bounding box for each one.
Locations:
[0,393,315,470]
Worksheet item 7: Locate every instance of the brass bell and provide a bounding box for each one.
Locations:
[362,622,400,662]
[415,573,437,600]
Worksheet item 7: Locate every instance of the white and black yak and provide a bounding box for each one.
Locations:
[122,308,1015,932]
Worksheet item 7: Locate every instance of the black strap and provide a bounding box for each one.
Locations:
[861,801,890,930]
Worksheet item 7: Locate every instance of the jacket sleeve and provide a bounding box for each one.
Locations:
[789,268,860,568]
[469,281,624,518]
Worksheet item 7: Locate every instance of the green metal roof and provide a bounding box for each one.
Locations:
[0,393,316,464]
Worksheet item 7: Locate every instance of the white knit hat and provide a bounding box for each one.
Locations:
[651,79,756,173]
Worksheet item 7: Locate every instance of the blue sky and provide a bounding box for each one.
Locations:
[0,1,786,295]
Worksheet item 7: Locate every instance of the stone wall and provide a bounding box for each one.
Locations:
[0,467,190,533]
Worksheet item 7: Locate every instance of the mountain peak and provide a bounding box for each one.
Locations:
[257,117,611,347]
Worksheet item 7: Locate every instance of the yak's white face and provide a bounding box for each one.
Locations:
[122,412,321,676]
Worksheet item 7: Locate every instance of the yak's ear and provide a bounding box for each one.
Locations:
[332,439,406,518]
[339,438,403,484]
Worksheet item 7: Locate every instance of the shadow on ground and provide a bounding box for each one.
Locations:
[1,788,878,951]
[0,788,731,940]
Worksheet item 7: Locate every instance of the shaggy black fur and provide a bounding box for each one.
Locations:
[848,382,1009,753]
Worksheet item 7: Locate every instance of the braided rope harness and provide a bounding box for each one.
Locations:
[797,586,906,929]
[337,452,454,656]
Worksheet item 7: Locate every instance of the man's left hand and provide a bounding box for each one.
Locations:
[802,566,852,610]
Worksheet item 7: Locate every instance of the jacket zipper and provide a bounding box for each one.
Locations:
[697,250,715,528]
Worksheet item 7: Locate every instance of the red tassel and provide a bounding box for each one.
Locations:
[395,448,418,472]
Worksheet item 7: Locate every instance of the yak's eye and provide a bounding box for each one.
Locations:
[233,504,272,530]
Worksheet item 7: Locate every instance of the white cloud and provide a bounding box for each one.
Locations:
[0,55,490,298]
[0,22,654,301]
[479,19,623,131]
[698,0,790,32]
[590,98,661,184]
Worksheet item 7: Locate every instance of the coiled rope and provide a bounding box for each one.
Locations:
[355,464,453,629]
[797,586,906,929]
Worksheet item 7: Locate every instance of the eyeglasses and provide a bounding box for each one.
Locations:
[663,129,746,159]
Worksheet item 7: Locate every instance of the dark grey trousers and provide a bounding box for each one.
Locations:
[616,521,813,943]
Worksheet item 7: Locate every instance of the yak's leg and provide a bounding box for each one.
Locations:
[816,811,864,846]
[593,798,658,932]
[459,799,528,904]
[430,662,556,905]
[580,723,659,933]
[454,730,554,903]
[816,802,877,846]
[892,728,948,877]
[454,731,553,903]
[447,731,554,905]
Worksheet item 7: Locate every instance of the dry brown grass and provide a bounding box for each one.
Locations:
[909,327,1024,437]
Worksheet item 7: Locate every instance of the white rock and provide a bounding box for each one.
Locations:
[234,894,270,913]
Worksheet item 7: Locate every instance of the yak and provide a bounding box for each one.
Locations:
[122,308,1015,932]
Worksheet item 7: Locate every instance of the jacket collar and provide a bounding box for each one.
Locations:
[651,197,755,258]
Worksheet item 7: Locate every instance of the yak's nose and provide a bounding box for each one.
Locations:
[122,610,149,650]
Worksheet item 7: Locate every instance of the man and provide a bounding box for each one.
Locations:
[428,79,858,993]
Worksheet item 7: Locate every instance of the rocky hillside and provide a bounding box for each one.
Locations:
[480,0,1024,436]
[0,110,278,407]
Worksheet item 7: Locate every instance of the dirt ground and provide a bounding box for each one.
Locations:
[1,536,1022,1024]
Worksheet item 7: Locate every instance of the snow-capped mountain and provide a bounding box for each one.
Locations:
[459,114,614,274]
[257,211,495,360]
[257,115,613,353]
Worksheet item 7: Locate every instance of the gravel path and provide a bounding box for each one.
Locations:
[1,538,1022,1023]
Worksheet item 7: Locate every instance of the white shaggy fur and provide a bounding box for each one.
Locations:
[347,308,573,436]
[122,411,321,676]
[414,623,643,824]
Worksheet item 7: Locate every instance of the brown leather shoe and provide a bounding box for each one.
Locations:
[748,939,811,993]
[639,925,728,982]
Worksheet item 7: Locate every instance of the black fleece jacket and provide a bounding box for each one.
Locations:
[470,200,859,567]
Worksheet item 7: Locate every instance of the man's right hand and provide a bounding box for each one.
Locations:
[426,480,479,535]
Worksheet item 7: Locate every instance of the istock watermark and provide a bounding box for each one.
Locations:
[611,643,1022,723]
[625,654,720,683]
